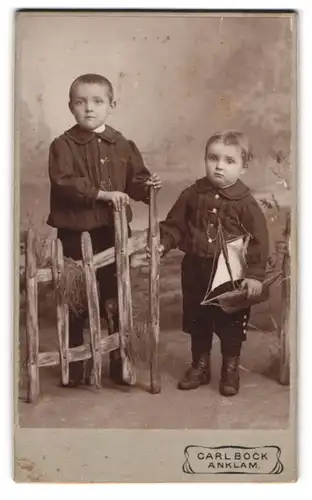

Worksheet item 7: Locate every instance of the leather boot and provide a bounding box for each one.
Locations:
[178,337,211,390]
[219,356,240,396]
[178,355,211,390]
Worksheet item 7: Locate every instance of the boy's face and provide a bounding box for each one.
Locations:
[205,141,244,188]
[69,83,113,130]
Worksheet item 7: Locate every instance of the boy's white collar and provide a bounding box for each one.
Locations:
[93,124,106,133]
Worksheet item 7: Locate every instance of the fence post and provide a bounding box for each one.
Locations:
[51,238,69,386]
[148,187,161,393]
[114,207,136,385]
[279,212,291,385]
[81,232,102,388]
[25,229,40,403]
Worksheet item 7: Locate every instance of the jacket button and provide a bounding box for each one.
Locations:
[212,208,217,213]
[208,238,213,243]
[215,194,220,199]
[100,158,105,164]
[97,138,102,143]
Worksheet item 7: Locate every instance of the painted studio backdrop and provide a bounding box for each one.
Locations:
[18,14,292,229]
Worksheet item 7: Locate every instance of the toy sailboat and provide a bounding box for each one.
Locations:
[201,223,282,314]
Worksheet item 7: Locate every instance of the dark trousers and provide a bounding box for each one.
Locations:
[181,254,250,357]
[57,226,119,348]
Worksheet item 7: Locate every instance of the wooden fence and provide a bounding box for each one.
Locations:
[25,188,160,403]
[24,189,291,402]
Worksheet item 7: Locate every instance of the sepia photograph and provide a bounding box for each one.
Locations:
[14,10,297,482]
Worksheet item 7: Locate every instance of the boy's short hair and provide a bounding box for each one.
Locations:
[69,73,114,104]
[205,130,253,166]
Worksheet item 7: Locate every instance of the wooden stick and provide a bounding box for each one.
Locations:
[81,232,102,388]
[51,239,69,385]
[148,187,161,393]
[279,212,291,385]
[25,229,40,403]
[37,231,148,284]
[38,333,120,367]
[114,208,136,385]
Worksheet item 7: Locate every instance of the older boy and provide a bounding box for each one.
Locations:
[48,73,161,386]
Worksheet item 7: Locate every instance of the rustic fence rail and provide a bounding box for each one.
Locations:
[25,188,160,403]
[25,229,39,402]
[148,187,161,393]
[114,207,136,385]
[279,212,291,385]
[51,238,69,386]
[81,231,102,388]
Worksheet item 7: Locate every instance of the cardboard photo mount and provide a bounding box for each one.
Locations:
[14,10,297,483]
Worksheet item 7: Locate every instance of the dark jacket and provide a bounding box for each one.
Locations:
[47,124,151,231]
[160,177,269,282]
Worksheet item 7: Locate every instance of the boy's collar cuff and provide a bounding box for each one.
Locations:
[65,124,120,144]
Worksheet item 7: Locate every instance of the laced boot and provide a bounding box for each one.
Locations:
[219,356,240,396]
[178,355,211,390]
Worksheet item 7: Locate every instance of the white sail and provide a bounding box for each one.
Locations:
[210,236,248,292]
[201,228,280,312]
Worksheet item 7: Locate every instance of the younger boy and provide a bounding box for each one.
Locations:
[47,73,161,386]
[158,131,269,396]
